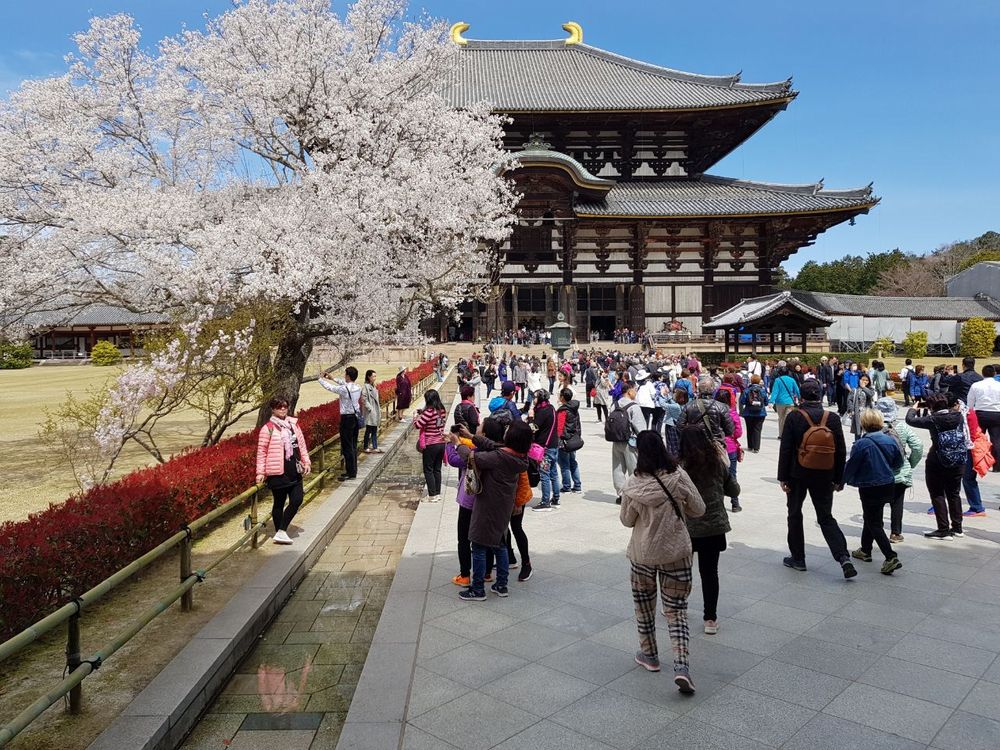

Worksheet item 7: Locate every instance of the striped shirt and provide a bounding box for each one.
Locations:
[414,408,447,445]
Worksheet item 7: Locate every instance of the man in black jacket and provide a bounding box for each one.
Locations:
[677,376,735,446]
[527,390,561,511]
[556,389,583,494]
[941,356,982,404]
[777,380,856,578]
[817,356,835,407]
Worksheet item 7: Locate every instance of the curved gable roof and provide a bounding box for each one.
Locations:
[443,40,795,112]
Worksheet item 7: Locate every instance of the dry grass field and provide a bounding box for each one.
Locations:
[0,356,417,525]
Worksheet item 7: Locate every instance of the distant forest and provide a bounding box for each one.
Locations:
[781,230,1000,296]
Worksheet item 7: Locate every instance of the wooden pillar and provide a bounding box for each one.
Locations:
[758,228,774,291]
[512,284,519,329]
[487,287,499,336]
[702,222,721,323]
[724,328,731,358]
[544,285,553,326]
[615,284,625,328]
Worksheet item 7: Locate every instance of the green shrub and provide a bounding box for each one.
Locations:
[901,331,928,359]
[960,318,997,357]
[90,340,123,366]
[867,336,895,359]
[688,351,861,368]
[0,340,33,369]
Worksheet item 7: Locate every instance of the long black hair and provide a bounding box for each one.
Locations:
[635,431,678,476]
[423,389,445,412]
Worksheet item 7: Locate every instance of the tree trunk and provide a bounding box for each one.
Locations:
[257,313,314,426]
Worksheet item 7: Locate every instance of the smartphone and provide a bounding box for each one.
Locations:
[450,424,463,434]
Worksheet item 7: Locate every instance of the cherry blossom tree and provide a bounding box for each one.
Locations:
[0,0,516,420]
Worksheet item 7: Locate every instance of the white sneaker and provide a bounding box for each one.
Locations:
[704,620,719,635]
[427,495,441,503]
[273,530,293,545]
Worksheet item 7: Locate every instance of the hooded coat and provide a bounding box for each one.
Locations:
[461,436,529,548]
[619,468,705,565]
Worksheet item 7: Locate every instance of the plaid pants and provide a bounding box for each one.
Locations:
[630,559,692,672]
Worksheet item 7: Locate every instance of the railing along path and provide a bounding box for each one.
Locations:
[0,372,436,748]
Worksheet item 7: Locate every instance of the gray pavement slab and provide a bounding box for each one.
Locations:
[326,384,1000,749]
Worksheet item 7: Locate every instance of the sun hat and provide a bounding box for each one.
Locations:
[875,397,898,423]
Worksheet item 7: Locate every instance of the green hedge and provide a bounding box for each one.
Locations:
[0,340,33,369]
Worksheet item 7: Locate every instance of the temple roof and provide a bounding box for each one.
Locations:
[705,291,834,330]
[510,134,615,197]
[443,39,795,112]
[574,176,878,218]
[21,305,169,328]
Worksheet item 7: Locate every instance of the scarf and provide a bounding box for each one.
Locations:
[269,416,295,460]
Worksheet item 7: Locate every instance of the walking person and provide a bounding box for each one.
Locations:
[907,365,929,405]
[872,397,924,542]
[899,359,913,406]
[528,390,561,511]
[678,376,736,449]
[319,366,363,482]
[680,428,736,636]
[847,373,876,438]
[777,380,857,578]
[360,369,383,454]
[414,389,448,502]
[455,421,532,601]
[595,369,611,422]
[715,390,743,512]
[845,409,905,574]
[769,366,801,439]
[739,374,768,453]
[556,388,584,495]
[906,393,968,539]
[256,397,311,545]
[584,359,599,409]
[608,382,647,503]
[817,356,835,407]
[620,431,705,691]
[453,384,481,434]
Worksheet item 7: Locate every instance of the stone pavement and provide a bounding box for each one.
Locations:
[385,390,1000,750]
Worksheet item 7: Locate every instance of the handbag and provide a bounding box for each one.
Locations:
[561,434,585,452]
[464,453,483,495]
[416,431,426,453]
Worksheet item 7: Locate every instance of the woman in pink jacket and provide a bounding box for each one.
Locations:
[256,397,312,545]
[715,390,743,512]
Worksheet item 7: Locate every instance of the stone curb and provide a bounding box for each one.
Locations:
[334,386,463,750]
[88,395,430,750]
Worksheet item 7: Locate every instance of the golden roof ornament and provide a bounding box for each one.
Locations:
[562,21,583,45]
[449,21,470,46]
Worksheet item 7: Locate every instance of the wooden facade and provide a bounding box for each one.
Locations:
[432,26,878,341]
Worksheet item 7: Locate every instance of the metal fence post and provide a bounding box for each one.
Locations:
[66,611,81,713]
[180,529,193,612]
[251,489,260,549]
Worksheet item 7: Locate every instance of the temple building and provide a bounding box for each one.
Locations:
[432,22,878,341]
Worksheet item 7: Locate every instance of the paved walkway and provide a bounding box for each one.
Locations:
[395,391,1000,750]
[179,379,456,750]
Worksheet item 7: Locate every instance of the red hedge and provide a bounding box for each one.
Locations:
[0,361,435,641]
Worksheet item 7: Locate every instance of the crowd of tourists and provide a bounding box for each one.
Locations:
[258,347,999,696]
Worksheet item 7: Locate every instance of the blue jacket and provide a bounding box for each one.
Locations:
[740,383,769,417]
[769,376,800,406]
[843,431,904,488]
[908,372,929,398]
[842,370,861,390]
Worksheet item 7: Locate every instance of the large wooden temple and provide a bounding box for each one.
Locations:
[432,22,878,341]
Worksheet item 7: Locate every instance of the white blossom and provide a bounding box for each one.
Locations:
[0,0,515,354]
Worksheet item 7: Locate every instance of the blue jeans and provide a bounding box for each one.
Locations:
[472,541,508,595]
[540,447,561,504]
[963,452,984,512]
[558,449,582,491]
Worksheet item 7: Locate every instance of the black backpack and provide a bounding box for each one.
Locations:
[604,401,636,442]
[747,385,765,409]
[526,459,541,487]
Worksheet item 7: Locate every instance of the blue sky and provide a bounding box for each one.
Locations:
[1,0,997,274]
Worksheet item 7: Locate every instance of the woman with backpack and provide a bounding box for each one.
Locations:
[414,389,448,502]
[680,427,737,636]
[845,409,905,574]
[847,373,876,438]
[255,397,312,545]
[906,392,967,540]
[715,390,743,513]
[620,431,705,693]
[739,374,768,453]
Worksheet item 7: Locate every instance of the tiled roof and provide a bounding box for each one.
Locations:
[22,305,169,328]
[705,291,834,329]
[443,40,794,112]
[574,176,877,217]
[790,291,1000,320]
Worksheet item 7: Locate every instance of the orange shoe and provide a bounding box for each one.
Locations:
[452,575,470,586]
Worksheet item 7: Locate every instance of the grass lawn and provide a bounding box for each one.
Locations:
[0,357,416,525]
